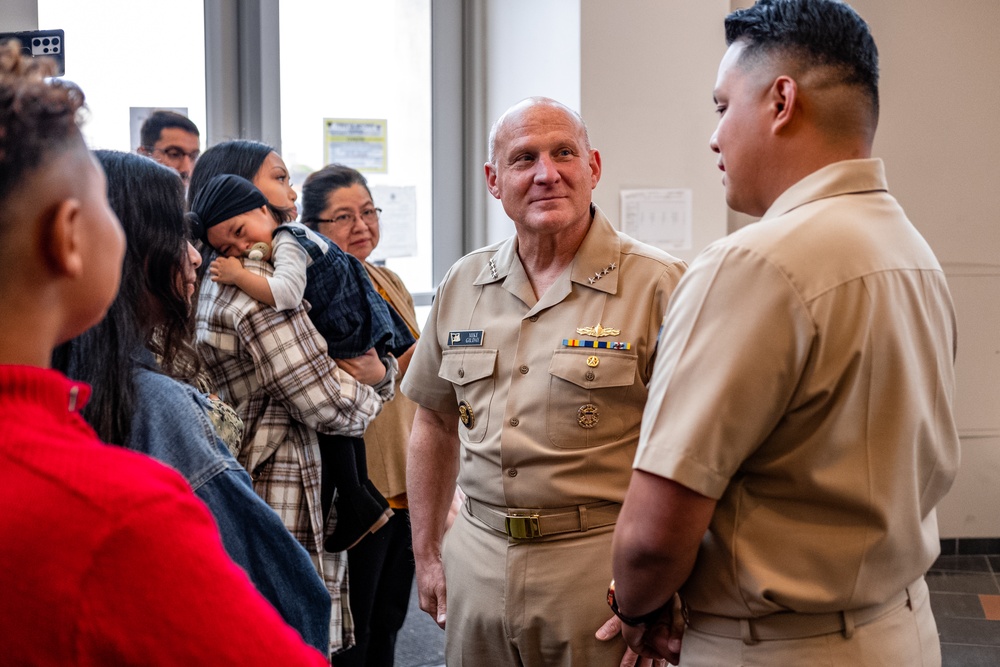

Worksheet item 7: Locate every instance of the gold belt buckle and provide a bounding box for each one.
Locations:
[505,514,541,539]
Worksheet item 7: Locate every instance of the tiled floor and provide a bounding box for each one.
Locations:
[929,550,1000,666]
[395,579,445,667]
[396,548,1000,666]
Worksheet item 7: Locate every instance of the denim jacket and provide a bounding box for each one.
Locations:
[128,362,331,652]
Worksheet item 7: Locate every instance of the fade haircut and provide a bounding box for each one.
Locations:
[725,0,879,119]
[140,109,199,149]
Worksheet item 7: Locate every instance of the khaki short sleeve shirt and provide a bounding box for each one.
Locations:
[635,159,961,616]
[403,207,686,509]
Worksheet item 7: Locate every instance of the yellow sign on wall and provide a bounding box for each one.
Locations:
[323,118,387,173]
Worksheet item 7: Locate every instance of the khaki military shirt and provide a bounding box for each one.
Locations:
[635,159,961,616]
[403,206,686,509]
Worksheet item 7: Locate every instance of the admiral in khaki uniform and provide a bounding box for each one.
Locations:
[402,96,685,666]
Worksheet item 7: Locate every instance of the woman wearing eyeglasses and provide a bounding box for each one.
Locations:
[301,164,422,667]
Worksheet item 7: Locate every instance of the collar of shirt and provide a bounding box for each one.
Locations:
[471,204,623,297]
[762,158,888,223]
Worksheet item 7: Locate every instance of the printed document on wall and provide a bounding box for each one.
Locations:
[369,185,417,260]
[620,188,692,251]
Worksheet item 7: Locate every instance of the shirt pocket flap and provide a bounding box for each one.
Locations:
[439,349,498,387]
[548,349,637,389]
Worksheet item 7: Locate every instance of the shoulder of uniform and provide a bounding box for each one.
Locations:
[616,232,686,270]
[441,239,507,277]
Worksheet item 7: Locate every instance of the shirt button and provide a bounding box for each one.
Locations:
[508,468,518,477]
[585,371,595,381]
[458,368,465,378]
[529,315,539,322]
[519,365,529,374]
[509,417,519,427]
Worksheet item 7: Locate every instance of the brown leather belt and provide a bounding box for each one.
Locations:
[686,578,924,645]
[465,497,621,540]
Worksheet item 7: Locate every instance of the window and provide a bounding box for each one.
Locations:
[38,0,206,152]
[278,0,434,299]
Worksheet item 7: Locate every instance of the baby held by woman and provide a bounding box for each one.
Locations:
[188,174,415,551]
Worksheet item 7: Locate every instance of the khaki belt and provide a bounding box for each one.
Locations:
[686,578,923,645]
[466,497,621,540]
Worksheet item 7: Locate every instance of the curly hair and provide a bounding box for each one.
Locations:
[0,40,85,234]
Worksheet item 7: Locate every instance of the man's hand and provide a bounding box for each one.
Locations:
[415,553,448,629]
[209,256,245,285]
[335,349,387,386]
[595,595,685,666]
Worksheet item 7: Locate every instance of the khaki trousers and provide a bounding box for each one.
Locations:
[679,577,940,666]
[442,504,624,666]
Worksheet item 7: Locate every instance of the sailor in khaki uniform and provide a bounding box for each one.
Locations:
[610,2,959,666]
[402,97,685,666]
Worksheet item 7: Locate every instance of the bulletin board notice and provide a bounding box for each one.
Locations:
[620,188,692,251]
[324,118,387,173]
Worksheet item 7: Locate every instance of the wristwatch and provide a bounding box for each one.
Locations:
[606,579,674,627]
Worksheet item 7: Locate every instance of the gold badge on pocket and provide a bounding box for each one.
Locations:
[459,400,475,429]
[578,404,599,429]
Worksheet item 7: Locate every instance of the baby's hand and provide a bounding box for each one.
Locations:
[210,256,245,285]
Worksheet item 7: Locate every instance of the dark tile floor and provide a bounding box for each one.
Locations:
[395,579,444,667]
[394,550,1000,666]
[929,552,1000,666]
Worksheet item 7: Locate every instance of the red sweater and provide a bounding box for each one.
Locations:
[0,365,328,666]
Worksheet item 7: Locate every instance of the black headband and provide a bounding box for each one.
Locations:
[187,174,268,243]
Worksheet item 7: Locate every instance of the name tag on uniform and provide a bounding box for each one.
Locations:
[448,330,484,346]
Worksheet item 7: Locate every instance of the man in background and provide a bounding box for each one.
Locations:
[138,109,200,185]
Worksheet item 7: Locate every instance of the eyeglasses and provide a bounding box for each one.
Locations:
[148,146,201,162]
[311,207,381,226]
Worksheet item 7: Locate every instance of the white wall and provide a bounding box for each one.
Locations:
[483,0,581,244]
[581,0,730,266]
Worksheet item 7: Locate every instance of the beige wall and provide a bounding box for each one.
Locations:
[581,0,730,265]
[580,0,1000,537]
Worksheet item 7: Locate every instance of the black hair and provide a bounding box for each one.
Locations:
[300,163,372,231]
[52,150,197,446]
[0,40,85,242]
[725,0,879,117]
[187,139,292,224]
[139,109,200,149]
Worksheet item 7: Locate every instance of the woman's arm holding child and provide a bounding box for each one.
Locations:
[210,256,277,308]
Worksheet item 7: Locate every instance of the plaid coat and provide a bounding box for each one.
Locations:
[196,259,394,655]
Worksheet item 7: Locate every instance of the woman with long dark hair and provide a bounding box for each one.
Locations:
[53,150,332,653]
[0,42,325,664]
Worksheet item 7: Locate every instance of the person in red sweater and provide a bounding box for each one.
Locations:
[0,40,327,666]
